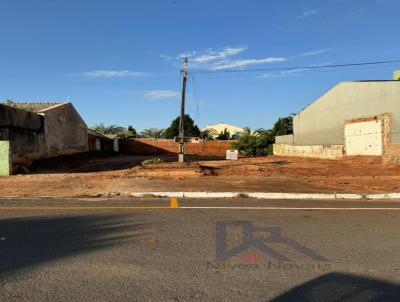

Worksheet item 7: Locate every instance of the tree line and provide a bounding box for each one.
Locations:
[92,114,293,156]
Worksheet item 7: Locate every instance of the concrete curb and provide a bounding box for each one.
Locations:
[130,192,185,198]
[128,192,400,200]
[1,192,400,200]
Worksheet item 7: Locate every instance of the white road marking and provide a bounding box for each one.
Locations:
[0,206,400,211]
[180,207,400,210]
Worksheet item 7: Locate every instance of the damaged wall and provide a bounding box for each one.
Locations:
[0,104,45,165]
[0,103,88,167]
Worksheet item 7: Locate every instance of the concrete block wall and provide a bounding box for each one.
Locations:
[273,143,344,159]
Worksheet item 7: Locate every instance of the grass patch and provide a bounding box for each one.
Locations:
[141,157,164,166]
[140,193,166,198]
[73,193,93,198]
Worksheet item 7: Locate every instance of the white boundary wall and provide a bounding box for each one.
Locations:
[273,143,344,159]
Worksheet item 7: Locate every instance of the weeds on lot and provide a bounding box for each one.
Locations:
[139,193,167,198]
[141,157,164,166]
[235,193,249,198]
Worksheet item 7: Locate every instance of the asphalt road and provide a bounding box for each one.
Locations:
[1,198,400,301]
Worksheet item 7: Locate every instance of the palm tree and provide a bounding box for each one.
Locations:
[241,127,253,137]
[140,128,165,139]
[231,127,256,154]
[3,99,15,107]
[231,127,273,156]
[200,128,218,140]
[92,123,125,135]
[216,128,231,140]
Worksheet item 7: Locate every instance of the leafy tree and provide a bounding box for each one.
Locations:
[163,114,200,139]
[216,128,231,140]
[271,116,293,136]
[140,128,165,139]
[253,129,275,155]
[127,125,137,138]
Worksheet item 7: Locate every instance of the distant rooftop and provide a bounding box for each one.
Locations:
[5,102,68,113]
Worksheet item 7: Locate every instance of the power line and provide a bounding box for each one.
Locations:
[190,58,400,74]
[189,75,200,127]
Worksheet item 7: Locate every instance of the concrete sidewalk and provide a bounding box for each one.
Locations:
[129,191,400,200]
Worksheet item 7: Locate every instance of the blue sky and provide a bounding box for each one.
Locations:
[1,0,399,131]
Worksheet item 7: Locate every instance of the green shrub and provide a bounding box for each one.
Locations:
[231,116,293,157]
[141,157,163,166]
[231,128,274,156]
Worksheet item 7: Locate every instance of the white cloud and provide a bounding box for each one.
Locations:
[80,70,150,78]
[159,54,175,61]
[301,48,331,57]
[163,45,330,71]
[298,9,319,18]
[176,46,247,63]
[258,62,334,79]
[259,68,306,79]
[189,46,247,63]
[144,90,180,100]
[211,57,286,70]
[163,46,248,69]
[177,50,199,60]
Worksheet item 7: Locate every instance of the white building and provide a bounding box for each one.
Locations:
[202,123,244,138]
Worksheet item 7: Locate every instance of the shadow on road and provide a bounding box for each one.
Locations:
[270,272,400,302]
[0,214,148,277]
[28,153,146,174]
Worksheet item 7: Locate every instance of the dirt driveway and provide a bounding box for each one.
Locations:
[1,154,400,197]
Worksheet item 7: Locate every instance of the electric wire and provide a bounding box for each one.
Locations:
[190,58,400,75]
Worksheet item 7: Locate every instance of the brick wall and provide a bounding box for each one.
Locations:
[119,138,234,156]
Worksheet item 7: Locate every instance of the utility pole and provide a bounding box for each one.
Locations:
[178,57,188,163]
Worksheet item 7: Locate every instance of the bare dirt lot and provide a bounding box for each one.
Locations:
[1,153,400,197]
